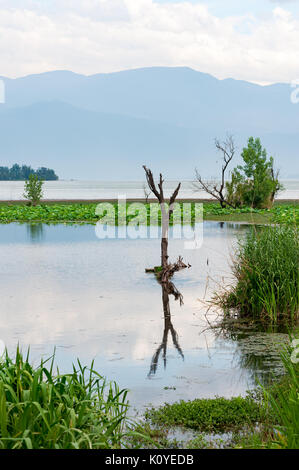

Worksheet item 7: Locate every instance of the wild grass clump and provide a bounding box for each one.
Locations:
[218,225,299,324]
[0,348,130,449]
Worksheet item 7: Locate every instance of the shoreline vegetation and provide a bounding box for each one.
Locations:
[0,200,298,225]
[214,225,299,324]
[0,339,298,449]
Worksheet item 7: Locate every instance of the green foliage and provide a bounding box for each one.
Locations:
[23,174,44,206]
[0,348,130,449]
[0,201,297,225]
[263,339,299,449]
[0,164,58,181]
[219,226,299,323]
[145,396,264,433]
[226,137,283,209]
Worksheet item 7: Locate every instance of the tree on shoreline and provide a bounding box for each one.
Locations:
[194,135,236,208]
[23,174,44,206]
[226,137,283,209]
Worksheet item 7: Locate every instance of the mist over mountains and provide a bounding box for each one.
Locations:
[0,67,298,180]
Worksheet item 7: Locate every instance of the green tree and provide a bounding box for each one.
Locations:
[23,174,44,206]
[226,137,283,208]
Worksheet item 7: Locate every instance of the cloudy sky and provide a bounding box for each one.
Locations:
[0,0,298,84]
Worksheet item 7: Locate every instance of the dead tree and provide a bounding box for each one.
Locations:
[143,183,151,204]
[143,166,181,270]
[194,135,236,208]
[270,167,282,204]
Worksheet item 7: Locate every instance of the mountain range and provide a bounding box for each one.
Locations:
[0,67,298,179]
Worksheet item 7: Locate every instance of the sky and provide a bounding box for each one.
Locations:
[0,0,298,84]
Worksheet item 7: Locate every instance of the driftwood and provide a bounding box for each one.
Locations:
[145,256,191,282]
[159,256,190,283]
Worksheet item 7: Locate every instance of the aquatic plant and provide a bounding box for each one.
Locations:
[145,395,264,433]
[217,225,299,323]
[0,202,297,225]
[262,338,299,449]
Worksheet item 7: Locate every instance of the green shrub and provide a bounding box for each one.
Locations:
[23,174,44,206]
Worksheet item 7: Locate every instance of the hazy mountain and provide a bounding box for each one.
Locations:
[0,67,298,179]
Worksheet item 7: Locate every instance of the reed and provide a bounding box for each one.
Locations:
[218,225,299,323]
[0,347,130,449]
[263,339,299,449]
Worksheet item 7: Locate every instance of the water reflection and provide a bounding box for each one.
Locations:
[215,324,290,385]
[0,221,291,410]
[26,223,44,242]
[148,279,184,376]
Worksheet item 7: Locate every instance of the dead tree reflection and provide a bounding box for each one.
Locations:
[148,280,184,377]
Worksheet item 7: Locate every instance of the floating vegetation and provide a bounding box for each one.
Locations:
[0,202,297,225]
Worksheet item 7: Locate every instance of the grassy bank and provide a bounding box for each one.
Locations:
[0,341,297,449]
[0,201,298,224]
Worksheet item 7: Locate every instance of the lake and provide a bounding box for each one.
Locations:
[0,221,289,413]
[0,179,299,200]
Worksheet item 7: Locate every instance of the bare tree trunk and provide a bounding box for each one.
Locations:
[194,135,236,208]
[143,166,181,273]
[161,236,168,269]
[160,201,169,269]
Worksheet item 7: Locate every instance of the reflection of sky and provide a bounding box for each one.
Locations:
[154,0,299,19]
[0,221,280,410]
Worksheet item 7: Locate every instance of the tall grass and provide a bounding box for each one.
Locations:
[219,225,299,323]
[0,348,130,449]
[263,340,299,448]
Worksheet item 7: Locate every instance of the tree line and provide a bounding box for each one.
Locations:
[0,164,58,181]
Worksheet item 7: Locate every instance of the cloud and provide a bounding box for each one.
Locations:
[0,0,298,84]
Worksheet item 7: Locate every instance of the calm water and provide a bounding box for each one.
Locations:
[0,222,289,412]
[0,179,298,200]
